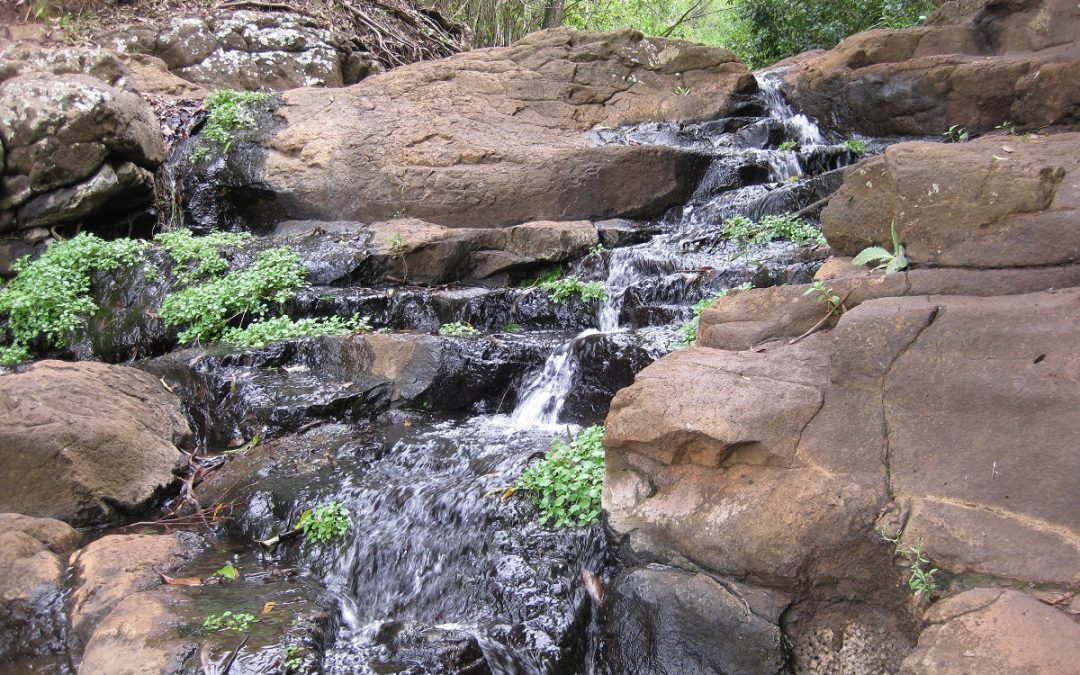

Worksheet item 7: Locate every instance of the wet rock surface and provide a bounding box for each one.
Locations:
[0,360,192,526]
[595,566,787,674]
[0,514,81,665]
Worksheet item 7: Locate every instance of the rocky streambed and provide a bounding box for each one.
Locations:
[2,1,1080,674]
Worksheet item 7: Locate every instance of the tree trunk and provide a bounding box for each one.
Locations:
[542,0,565,28]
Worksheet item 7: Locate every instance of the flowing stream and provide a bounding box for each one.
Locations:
[168,76,860,674]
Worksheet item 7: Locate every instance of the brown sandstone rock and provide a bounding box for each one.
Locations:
[820,133,1080,268]
[882,291,1080,584]
[901,588,1080,674]
[780,0,1080,135]
[607,288,1080,667]
[69,533,197,645]
[77,587,197,675]
[0,514,81,662]
[0,361,192,525]
[254,29,754,228]
[699,264,1080,350]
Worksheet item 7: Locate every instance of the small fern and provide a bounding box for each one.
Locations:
[851,222,908,273]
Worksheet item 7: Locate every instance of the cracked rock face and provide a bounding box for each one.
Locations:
[98,10,382,91]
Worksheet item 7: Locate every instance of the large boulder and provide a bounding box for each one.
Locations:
[0,361,192,525]
[0,514,81,664]
[820,133,1080,268]
[211,28,755,229]
[779,0,1080,135]
[605,288,1080,669]
[97,10,383,91]
[0,49,164,233]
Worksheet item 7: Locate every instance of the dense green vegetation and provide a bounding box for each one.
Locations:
[192,90,274,162]
[721,213,825,247]
[432,0,935,68]
[156,229,254,286]
[515,425,605,528]
[540,275,607,304]
[297,500,352,544]
[0,234,144,366]
[160,247,307,345]
[222,315,372,349]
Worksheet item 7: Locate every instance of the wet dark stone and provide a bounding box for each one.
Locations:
[560,329,675,426]
[138,333,556,450]
[595,566,787,675]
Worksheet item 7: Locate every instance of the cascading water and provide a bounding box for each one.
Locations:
[167,77,863,675]
[756,71,825,146]
[511,330,600,427]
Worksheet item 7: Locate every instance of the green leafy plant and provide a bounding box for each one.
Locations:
[778,140,799,151]
[387,232,408,280]
[995,120,1018,136]
[587,243,606,257]
[851,222,908,273]
[193,90,274,161]
[539,275,607,304]
[803,280,843,317]
[160,247,307,345]
[284,645,304,672]
[202,610,258,632]
[673,86,692,96]
[943,125,969,143]
[721,213,826,247]
[677,282,754,347]
[502,323,523,332]
[155,229,254,286]
[214,563,239,581]
[842,138,868,155]
[438,321,480,337]
[518,266,562,288]
[0,233,145,365]
[221,314,372,349]
[877,528,939,597]
[297,500,351,544]
[515,425,605,528]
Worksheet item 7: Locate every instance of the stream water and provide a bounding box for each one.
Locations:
[157,74,862,674]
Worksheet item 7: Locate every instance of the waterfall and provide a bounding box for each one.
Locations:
[756,71,825,146]
[511,330,599,426]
